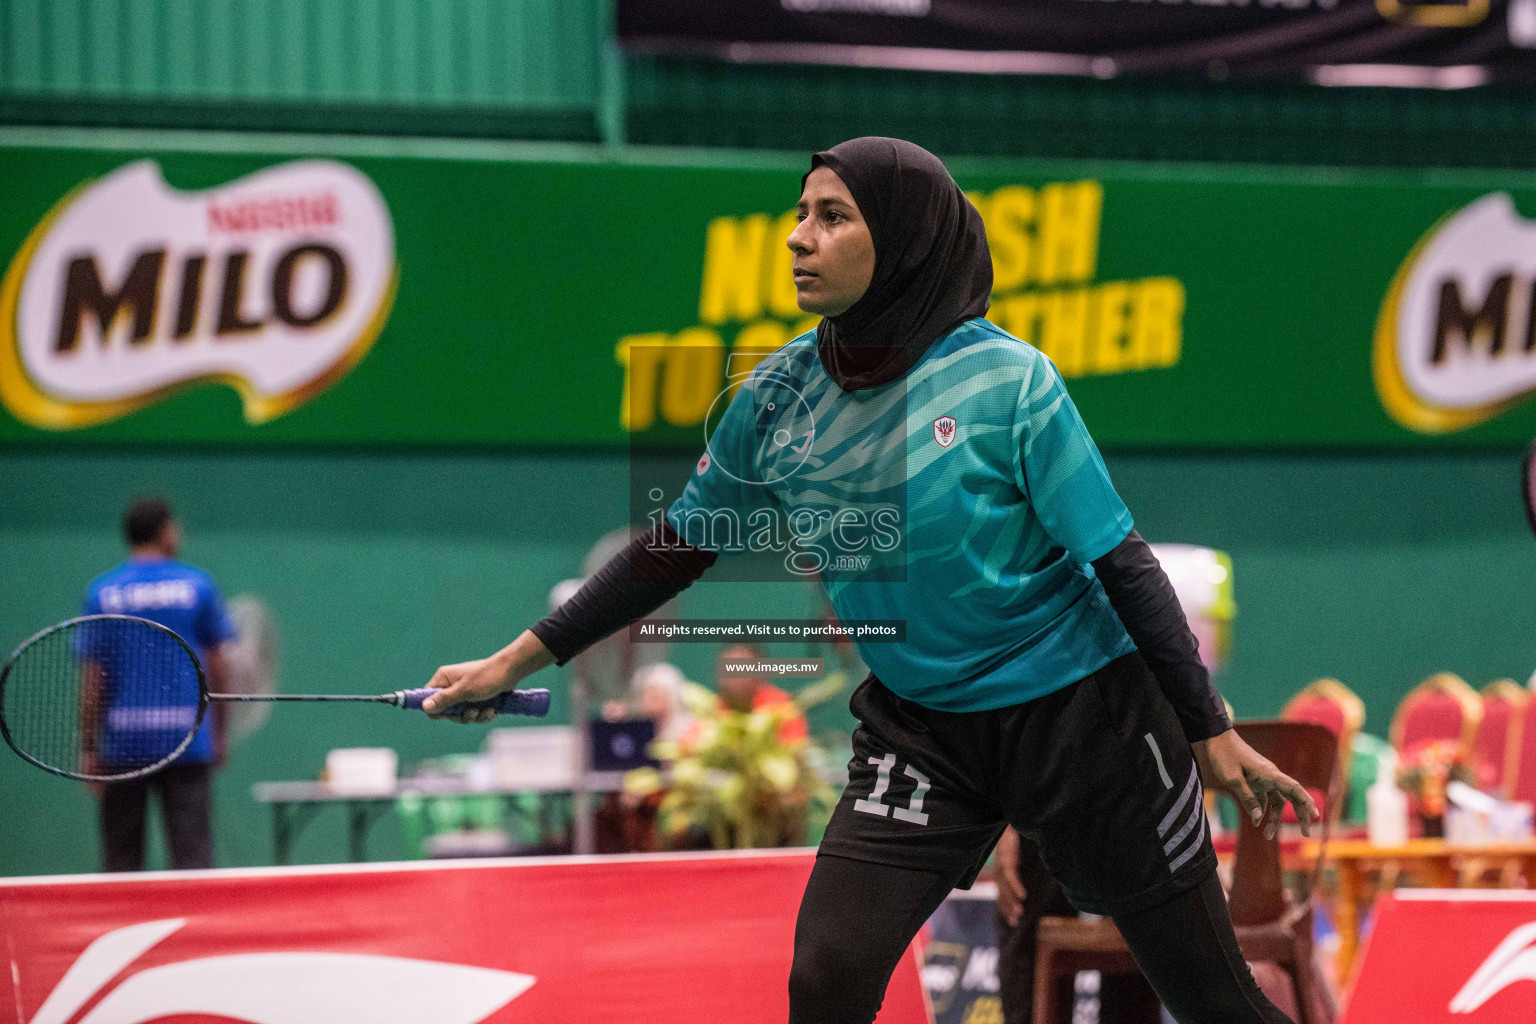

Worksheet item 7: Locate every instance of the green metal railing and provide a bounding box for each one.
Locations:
[0,0,607,140]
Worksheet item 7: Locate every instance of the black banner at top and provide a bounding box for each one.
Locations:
[618,0,1536,86]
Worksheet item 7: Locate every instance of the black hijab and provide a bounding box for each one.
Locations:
[804,137,993,392]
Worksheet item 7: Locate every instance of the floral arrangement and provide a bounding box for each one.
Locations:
[624,674,844,850]
[1395,739,1476,819]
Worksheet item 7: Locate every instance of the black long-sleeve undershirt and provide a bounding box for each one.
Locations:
[531,521,1231,743]
[529,520,716,666]
[1090,529,1232,742]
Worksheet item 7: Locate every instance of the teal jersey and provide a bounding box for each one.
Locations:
[665,318,1135,712]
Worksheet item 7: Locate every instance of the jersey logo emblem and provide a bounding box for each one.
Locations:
[697,452,711,474]
[933,416,957,448]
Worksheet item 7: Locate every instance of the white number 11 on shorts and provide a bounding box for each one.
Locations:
[853,753,932,825]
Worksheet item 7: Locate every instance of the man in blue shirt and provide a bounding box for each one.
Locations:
[83,497,236,871]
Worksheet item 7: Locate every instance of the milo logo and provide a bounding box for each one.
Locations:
[0,159,396,430]
[1375,192,1536,433]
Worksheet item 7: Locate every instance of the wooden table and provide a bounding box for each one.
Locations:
[1301,838,1536,979]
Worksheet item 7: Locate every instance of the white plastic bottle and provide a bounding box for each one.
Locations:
[1367,752,1409,847]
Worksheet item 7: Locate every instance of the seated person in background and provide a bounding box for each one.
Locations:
[598,661,698,854]
[716,643,809,743]
[633,662,696,745]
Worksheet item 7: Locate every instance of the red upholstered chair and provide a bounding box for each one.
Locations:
[1391,673,1482,760]
[1282,679,1365,790]
[1511,683,1536,805]
[1473,680,1529,797]
[1456,680,1532,887]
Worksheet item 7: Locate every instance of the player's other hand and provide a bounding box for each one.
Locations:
[994,826,1028,928]
[1193,729,1319,841]
[422,652,515,724]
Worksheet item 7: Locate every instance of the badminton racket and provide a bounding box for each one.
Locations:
[0,614,549,782]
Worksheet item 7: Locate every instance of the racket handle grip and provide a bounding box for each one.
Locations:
[398,687,551,718]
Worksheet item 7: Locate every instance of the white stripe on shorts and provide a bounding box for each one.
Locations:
[1157,763,1199,838]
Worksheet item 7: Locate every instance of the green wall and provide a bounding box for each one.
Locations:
[2,446,1533,877]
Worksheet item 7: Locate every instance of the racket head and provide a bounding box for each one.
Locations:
[1525,440,1536,538]
[0,614,208,782]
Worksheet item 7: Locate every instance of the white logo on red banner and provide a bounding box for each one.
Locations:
[28,917,533,1024]
[933,416,956,448]
[1451,920,1536,1014]
[0,852,929,1023]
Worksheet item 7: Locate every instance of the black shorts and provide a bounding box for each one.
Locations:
[818,650,1218,916]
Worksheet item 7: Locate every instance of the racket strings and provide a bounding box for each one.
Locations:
[1,617,203,779]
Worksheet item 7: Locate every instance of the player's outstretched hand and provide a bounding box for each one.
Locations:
[1192,729,1319,841]
[422,631,557,724]
[421,652,515,724]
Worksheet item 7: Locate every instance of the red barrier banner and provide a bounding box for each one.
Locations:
[1342,891,1536,1024]
[0,849,930,1024]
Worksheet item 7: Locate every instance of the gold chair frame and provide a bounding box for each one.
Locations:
[1282,678,1365,786]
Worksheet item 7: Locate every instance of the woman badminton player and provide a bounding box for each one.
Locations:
[424,137,1316,1024]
